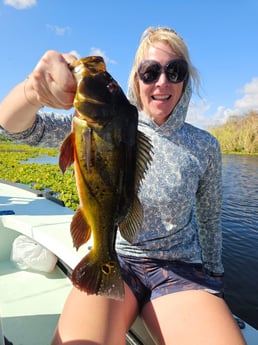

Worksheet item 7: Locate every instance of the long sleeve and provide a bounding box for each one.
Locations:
[196,138,224,274]
[2,111,72,148]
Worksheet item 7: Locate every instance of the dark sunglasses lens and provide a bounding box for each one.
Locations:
[138,62,161,84]
[166,60,188,83]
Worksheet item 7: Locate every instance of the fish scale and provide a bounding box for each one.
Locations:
[59,56,152,300]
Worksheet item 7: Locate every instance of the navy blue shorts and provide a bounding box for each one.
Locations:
[118,255,224,311]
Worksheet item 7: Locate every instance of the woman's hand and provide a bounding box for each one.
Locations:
[0,50,78,133]
[25,50,78,109]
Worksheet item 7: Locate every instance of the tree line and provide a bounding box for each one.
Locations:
[1,111,258,154]
[209,111,258,154]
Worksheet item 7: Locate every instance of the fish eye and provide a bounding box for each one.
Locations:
[106,81,118,94]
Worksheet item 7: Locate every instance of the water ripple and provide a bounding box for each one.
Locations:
[221,154,258,328]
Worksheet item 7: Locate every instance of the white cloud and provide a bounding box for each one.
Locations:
[3,0,36,9]
[234,77,258,111]
[89,47,116,64]
[187,78,258,129]
[46,24,71,36]
[186,98,210,128]
[187,102,228,129]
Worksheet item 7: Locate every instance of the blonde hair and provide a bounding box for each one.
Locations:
[127,26,200,109]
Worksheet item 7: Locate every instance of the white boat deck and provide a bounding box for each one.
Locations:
[0,181,89,268]
[0,181,257,345]
[0,261,71,345]
[0,181,154,345]
[0,182,76,344]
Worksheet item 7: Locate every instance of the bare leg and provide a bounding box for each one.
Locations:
[51,284,138,345]
[141,290,246,345]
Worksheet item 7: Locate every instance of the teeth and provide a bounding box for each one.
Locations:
[153,95,169,100]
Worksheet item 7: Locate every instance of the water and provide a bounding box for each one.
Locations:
[22,154,59,165]
[221,155,258,329]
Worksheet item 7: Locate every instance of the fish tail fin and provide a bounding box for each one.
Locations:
[71,251,125,300]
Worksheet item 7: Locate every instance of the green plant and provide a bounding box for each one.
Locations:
[209,111,258,154]
[0,142,79,210]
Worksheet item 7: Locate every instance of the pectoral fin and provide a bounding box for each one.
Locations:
[59,133,75,173]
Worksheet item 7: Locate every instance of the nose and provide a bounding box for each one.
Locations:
[156,71,168,85]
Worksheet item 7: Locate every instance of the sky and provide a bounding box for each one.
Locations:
[0,0,258,129]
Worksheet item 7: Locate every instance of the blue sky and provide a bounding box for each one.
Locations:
[0,0,258,128]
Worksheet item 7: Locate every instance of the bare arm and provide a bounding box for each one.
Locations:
[0,50,77,133]
[0,80,41,133]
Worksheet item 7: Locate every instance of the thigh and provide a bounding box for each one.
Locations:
[51,283,138,345]
[141,290,246,345]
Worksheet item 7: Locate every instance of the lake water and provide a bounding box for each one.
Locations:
[23,154,59,165]
[221,155,258,329]
[23,153,258,329]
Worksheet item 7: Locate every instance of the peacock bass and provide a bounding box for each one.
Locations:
[59,56,152,300]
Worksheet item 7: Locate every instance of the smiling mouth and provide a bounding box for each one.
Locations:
[152,95,171,100]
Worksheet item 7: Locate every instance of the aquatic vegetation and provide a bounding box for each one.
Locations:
[209,111,258,154]
[0,142,79,210]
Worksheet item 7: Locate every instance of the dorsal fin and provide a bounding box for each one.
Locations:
[134,130,153,192]
[119,130,153,243]
[119,195,144,243]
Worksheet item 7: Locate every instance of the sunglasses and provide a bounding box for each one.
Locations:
[137,59,188,84]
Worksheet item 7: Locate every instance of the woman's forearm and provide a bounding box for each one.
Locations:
[0,50,78,134]
[0,79,41,133]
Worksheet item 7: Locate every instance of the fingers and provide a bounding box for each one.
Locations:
[63,51,80,64]
[29,50,78,109]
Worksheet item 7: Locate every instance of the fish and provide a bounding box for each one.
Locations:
[59,56,152,300]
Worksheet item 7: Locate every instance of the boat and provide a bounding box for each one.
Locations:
[0,179,257,345]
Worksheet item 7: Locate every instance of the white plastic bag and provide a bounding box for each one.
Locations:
[11,235,57,273]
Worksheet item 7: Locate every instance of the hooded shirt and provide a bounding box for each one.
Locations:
[116,84,224,274]
[4,83,223,275]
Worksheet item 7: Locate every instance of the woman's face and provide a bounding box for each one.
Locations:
[138,42,185,126]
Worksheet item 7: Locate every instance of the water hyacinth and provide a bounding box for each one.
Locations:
[0,141,79,210]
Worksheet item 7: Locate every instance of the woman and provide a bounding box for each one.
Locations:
[0,27,246,345]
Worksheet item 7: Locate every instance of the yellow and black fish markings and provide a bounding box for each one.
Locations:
[59,56,152,300]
